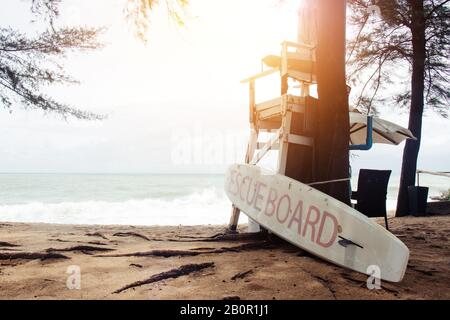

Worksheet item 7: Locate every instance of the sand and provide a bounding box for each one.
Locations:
[0,215,449,300]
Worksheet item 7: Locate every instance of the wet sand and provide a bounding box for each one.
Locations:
[0,215,449,299]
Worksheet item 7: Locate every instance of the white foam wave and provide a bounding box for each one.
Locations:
[0,188,232,226]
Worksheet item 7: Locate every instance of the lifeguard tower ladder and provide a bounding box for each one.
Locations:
[228,41,318,232]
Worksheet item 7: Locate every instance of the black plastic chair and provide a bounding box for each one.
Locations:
[351,169,392,230]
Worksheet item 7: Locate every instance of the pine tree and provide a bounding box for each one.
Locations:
[347,0,449,216]
[0,0,105,119]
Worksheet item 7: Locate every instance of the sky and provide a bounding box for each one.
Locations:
[0,0,448,174]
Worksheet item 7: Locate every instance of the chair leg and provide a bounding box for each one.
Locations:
[384,215,389,231]
[228,205,240,232]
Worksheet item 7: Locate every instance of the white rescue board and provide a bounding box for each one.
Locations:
[224,164,409,282]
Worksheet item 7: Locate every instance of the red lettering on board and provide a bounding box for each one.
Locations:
[302,205,321,242]
[230,172,338,249]
[316,211,339,248]
[228,170,238,196]
[253,181,267,212]
[288,200,304,234]
[239,176,250,202]
[235,173,242,198]
[276,194,291,224]
[246,178,256,206]
[264,188,277,217]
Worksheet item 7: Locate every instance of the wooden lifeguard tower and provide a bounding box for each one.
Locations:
[227,0,355,232]
[228,39,318,232]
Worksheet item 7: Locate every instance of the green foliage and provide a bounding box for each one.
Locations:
[1,0,189,119]
[125,0,189,43]
[347,0,450,116]
[0,0,104,119]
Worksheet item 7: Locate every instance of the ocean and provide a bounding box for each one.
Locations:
[0,173,448,226]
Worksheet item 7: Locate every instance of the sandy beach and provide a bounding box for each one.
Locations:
[0,215,449,300]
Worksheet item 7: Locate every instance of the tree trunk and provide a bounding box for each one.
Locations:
[314,0,351,205]
[396,0,426,216]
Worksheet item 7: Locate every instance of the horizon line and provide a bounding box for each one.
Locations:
[0,172,227,175]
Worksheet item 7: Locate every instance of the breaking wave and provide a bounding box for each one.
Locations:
[0,188,233,226]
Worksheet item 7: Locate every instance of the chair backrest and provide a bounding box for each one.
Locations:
[355,169,392,218]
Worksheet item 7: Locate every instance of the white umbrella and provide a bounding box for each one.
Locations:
[349,111,416,146]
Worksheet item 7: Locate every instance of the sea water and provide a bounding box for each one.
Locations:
[0,173,448,225]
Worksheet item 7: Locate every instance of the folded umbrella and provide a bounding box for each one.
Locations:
[349,111,416,146]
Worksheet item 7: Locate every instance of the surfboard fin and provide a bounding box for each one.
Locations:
[338,236,364,249]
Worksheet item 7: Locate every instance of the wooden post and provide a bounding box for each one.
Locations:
[281,42,289,95]
[228,126,258,232]
[228,79,259,232]
[313,0,350,204]
[249,81,255,123]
